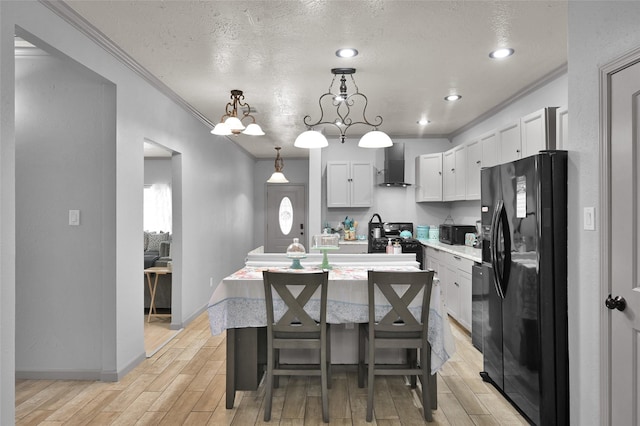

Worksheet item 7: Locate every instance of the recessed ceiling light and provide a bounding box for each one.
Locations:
[417,118,430,125]
[444,94,462,101]
[336,48,358,58]
[489,48,514,59]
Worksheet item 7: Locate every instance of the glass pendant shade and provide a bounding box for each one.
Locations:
[243,123,265,136]
[211,122,232,135]
[267,171,289,183]
[224,116,245,131]
[358,130,393,148]
[294,130,329,148]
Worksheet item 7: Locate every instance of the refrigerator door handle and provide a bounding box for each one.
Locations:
[498,202,511,295]
[490,200,506,299]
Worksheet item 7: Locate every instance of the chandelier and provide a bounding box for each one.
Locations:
[211,89,265,136]
[294,68,392,149]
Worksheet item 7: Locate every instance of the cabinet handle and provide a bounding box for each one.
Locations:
[451,168,455,172]
[453,255,461,260]
[439,171,442,175]
[516,149,521,153]
[454,281,459,286]
[476,160,481,164]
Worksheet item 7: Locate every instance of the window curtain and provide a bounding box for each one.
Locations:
[144,183,172,233]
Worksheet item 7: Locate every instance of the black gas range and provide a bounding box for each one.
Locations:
[367,221,424,268]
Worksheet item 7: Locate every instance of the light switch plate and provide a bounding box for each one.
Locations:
[69,209,80,226]
[583,207,595,231]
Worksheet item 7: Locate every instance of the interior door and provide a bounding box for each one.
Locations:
[265,184,307,253]
[609,58,640,425]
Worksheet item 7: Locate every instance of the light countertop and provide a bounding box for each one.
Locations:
[419,239,482,263]
[339,240,368,245]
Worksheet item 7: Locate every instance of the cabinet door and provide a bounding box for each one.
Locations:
[556,106,568,150]
[498,121,521,164]
[453,145,467,200]
[457,269,472,331]
[415,153,443,202]
[465,139,482,200]
[445,263,459,318]
[480,129,498,168]
[521,107,556,159]
[326,162,350,208]
[443,149,456,201]
[350,162,372,207]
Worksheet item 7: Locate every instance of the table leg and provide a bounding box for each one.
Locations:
[226,328,236,409]
[148,273,160,323]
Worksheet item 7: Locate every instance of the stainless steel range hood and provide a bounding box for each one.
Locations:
[379,143,411,187]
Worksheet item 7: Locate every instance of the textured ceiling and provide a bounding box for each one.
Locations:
[62,0,568,158]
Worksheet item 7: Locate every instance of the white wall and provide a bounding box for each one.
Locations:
[15,44,116,377]
[144,158,172,185]
[1,3,257,421]
[567,2,640,424]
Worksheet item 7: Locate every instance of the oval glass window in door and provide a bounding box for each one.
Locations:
[279,196,293,235]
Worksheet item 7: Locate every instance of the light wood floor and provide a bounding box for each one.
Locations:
[16,312,528,425]
[144,315,182,357]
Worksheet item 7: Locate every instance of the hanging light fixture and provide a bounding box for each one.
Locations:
[211,89,265,136]
[266,147,289,183]
[294,68,392,149]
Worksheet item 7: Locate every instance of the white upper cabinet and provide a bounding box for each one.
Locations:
[479,129,499,168]
[415,153,443,202]
[327,161,373,208]
[443,145,466,201]
[465,139,482,200]
[443,150,455,201]
[454,144,467,200]
[498,121,522,164]
[520,107,557,158]
[556,106,569,149]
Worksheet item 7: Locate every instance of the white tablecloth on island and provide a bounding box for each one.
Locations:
[207,265,455,374]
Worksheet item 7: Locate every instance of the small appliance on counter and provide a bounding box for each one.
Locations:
[439,223,477,245]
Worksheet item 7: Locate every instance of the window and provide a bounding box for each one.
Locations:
[144,183,172,232]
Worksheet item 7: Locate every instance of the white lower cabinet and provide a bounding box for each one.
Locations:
[425,246,473,332]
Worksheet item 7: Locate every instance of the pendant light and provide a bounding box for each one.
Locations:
[294,68,392,149]
[211,89,265,136]
[266,147,289,183]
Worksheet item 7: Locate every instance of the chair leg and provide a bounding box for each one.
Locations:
[273,349,280,389]
[420,346,433,422]
[264,347,274,421]
[358,324,366,388]
[366,339,375,422]
[327,324,332,390]
[321,333,329,423]
[408,348,417,388]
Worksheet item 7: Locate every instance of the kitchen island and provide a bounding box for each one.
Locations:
[208,252,455,409]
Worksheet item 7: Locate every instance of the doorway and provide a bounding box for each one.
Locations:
[601,48,640,424]
[265,184,307,253]
[143,139,183,356]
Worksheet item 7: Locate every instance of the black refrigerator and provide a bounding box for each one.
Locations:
[479,151,568,426]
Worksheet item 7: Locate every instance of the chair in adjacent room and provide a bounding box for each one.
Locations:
[262,270,330,423]
[358,270,435,422]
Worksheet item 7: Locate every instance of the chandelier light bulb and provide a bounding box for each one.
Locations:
[294,130,329,149]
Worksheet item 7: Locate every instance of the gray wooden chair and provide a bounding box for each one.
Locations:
[357,270,435,422]
[262,270,330,423]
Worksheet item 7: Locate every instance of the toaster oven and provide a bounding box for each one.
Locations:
[439,224,477,245]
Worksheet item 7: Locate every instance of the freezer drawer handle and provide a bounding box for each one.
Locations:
[605,294,626,312]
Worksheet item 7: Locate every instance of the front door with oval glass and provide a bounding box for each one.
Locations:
[265,184,307,253]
